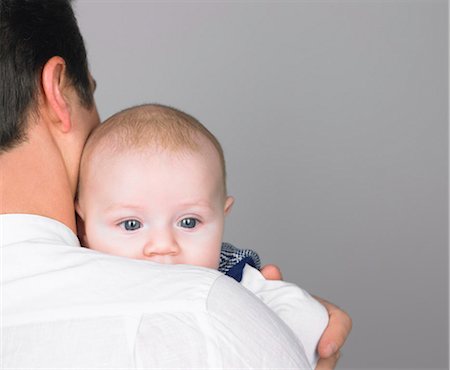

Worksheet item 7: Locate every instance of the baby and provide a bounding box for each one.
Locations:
[76,104,328,368]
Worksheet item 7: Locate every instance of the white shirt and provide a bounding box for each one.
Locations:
[241,266,329,368]
[1,214,311,369]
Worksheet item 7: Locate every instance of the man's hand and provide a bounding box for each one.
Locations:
[260,264,352,370]
[313,296,351,370]
[260,264,283,280]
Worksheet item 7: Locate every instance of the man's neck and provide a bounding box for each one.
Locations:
[0,127,77,233]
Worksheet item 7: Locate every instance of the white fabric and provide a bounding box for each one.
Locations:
[241,265,329,369]
[1,214,311,369]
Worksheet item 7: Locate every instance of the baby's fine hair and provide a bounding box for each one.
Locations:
[81,103,227,191]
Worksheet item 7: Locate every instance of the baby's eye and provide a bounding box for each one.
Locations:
[178,218,199,229]
[120,219,142,231]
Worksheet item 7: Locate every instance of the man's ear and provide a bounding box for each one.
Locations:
[224,196,235,216]
[41,56,72,133]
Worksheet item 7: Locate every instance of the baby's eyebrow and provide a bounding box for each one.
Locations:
[104,204,144,213]
[178,200,214,209]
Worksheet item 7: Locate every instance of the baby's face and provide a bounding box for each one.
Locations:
[77,144,233,269]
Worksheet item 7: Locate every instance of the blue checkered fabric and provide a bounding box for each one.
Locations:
[219,242,261,282]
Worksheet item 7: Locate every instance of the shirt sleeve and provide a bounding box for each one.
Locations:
[240,265,329,369]
[219,242,261,281]
[207,274,312,369]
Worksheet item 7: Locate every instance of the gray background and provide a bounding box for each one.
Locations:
[75,1,448,369]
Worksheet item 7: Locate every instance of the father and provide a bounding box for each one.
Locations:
[0,0,351,368]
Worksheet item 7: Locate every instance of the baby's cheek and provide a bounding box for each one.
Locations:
[181,245,217,269]
[201,245,222,270]
[86,222,115,252]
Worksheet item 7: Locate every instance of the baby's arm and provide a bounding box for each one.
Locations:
[241,264,329,369]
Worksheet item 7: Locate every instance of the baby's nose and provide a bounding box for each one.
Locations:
[143,233,180,257]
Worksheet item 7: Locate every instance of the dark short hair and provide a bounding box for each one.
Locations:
[0,0,94,151]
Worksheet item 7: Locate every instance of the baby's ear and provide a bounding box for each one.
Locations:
[75,213,87,247]
[74,201,87,246]
[74,198,82,217]
[224,196,235,215]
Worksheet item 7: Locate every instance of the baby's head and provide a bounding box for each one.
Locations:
[76,104,234,269]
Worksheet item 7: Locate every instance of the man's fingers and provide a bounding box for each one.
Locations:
[260,264,283,280]
[315,351,341,370]
[314,296,352,358]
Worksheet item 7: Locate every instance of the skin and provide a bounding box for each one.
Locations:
[77,139,234,268]
[0,57,100,232]
[0,56,350,370]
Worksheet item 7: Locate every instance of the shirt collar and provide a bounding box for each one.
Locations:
[0,214,80,248]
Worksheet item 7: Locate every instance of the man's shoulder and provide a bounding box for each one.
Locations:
[80,250,225,307]
[4,238,224,318]
[4,240,311,369]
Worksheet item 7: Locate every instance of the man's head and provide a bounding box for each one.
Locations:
[0,0,95,152]
[77,104,234,269]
